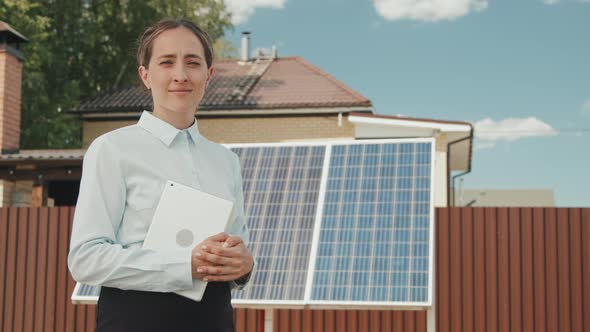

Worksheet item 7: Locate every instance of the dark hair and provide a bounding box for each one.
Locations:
[136,18,214,69]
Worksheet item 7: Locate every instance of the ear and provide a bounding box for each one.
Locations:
[138,66,150,90]
[206,66,214,85]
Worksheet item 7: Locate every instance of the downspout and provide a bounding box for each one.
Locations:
[446,124,474,207]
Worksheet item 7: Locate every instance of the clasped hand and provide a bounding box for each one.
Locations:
[191,232,253,282]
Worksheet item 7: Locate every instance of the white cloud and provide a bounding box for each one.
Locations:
[373,0,488,22]
[225,0,286,25]
[543,0,590,4]
[474,117,558,150]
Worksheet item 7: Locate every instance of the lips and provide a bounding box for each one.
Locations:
[169,90,192,92]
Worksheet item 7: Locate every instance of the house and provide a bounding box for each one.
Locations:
[0,19,473,330]
[0,24,473,208]
[3,21,588,332]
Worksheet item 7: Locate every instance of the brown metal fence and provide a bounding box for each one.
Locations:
[435,207,590,332]
[1,207,589,332]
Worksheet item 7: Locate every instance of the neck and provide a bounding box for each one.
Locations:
[152,107,196,129]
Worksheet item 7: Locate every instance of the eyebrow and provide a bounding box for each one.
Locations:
[157,54,203,60]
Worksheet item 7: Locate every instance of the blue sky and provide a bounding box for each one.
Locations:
[223,0,589,207]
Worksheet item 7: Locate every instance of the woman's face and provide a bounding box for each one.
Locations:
[139,27,213,116]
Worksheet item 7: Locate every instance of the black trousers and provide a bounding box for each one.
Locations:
[95,282,234,332]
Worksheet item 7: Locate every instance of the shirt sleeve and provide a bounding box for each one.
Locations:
[226,153,255,290]
[67,136,193,292]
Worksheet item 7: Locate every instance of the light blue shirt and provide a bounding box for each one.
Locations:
[68,111,250,292]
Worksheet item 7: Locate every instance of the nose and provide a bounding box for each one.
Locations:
[173,63,189,82]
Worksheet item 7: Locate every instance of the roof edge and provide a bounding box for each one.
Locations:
[0,21,29,43]
[78,107,375,119]
[349,111,472,128]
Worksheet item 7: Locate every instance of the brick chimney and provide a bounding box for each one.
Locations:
[0,21,28,154]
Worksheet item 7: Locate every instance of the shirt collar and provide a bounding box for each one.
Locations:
[138,111,201,146]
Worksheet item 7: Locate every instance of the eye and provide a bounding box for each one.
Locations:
[188,61,201,66]
[160,60,173,65]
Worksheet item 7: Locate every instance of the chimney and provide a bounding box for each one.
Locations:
[240,31,250,62]
[0,21,28,154]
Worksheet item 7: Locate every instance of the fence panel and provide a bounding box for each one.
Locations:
[1,207,588,331]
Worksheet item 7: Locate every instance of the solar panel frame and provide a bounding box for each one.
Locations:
[229,145,325,305]
[228,138,436,309]
[229,142,333,307]
[302,138,436,309]
[71,138,436,309]
[303,144,332,302]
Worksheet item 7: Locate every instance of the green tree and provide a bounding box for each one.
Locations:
[0,0,233,149]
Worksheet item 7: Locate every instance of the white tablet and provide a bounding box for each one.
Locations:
[143,180,234,301]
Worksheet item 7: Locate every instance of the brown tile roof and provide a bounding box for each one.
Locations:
[71,56,372,114]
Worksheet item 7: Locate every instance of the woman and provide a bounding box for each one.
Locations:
[68,18,254,332]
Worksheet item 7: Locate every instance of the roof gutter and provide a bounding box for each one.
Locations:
[348,114,472,132]
[447,124,474,207]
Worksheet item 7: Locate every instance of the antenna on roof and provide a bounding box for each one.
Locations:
[253,46,278,61]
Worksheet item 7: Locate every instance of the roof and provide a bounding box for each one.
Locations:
[0,149,85,163]
[71,56,372,115]
[0,21,29,44]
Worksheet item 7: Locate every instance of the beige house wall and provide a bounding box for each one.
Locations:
[83,114,354,147]
[0,180,12,207]
[197,115,354,143]
[83,120,136,147]
[0,180,34,207]
[434,134,448,207]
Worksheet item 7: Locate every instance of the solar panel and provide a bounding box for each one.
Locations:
[231,145,325,303]
[72,139,435,309]
[308,141,433,306]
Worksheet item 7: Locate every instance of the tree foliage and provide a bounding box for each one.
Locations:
[0,0,233,148]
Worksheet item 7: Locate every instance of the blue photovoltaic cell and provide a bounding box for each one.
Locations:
[311,142,432,303]
[231,145,325,301]
[79,284,100,296]
[71,283,100,302]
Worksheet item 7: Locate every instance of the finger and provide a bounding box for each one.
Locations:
[200,241,223,252]
[207,232,229,242]
[206,244,241,258]
[196,244,224,256]
[224,236,243,248]
[192,256,220,268]
[192,260,215,279]
[197,250,240,266]
[202,274,242,282]
[193,241,222,255]
[197,265,240,276]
